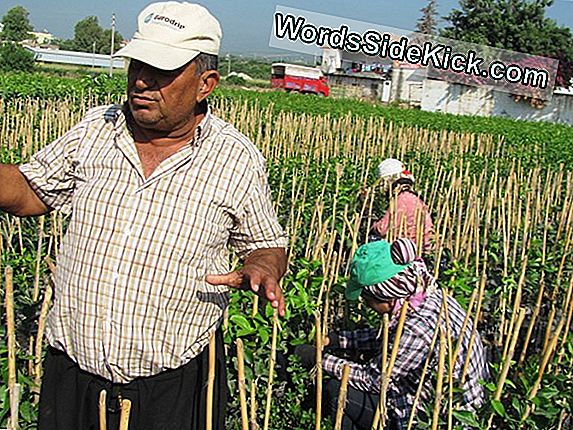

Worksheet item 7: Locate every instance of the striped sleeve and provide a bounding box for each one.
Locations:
[322,352,382,393]
[19,122,84,214]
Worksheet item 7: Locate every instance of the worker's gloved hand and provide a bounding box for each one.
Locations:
[294,344,316,369]
[324,332,340,350]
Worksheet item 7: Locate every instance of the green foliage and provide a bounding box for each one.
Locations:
[0,6,33,42]
[224,74,248,86]
[224,55,273,80]
[0,71,126,99]
[0,72,571,170]
[0,43,35,72]
[213,88,573,169]
[0,76,573,429]
[61,16,123,55]
[440,0,573,87]
[223,258,327,429]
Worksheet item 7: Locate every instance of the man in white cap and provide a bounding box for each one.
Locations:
[0,2,287,429]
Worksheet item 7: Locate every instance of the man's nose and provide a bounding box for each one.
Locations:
[132,64,156,88]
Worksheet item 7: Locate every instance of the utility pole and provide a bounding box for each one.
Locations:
[92,41,96,69]
[109,13,116,76]
[227,53,231,76]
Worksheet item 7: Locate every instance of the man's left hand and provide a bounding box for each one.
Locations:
[205,247,287,317]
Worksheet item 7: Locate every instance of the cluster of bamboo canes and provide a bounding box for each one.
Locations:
[1,96,572,429]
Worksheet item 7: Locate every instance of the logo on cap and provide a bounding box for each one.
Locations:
[144,13,154,23]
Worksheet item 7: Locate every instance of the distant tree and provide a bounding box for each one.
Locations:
[0,42,35,71]
[441,0,573,87]
[1,6,34,42]
[72,16,106,53]
[63,16,123,54]
[416,0,438,35]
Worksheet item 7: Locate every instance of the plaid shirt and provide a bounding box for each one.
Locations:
[20,104,287,383]
[322,288,489,429]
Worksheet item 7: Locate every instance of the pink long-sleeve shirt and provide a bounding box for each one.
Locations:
[372,191,434,253]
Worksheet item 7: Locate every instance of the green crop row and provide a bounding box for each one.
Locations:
[1,88,572,429]
[1,71,572,169]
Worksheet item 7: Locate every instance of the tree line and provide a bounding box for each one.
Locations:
[416,0,573,88]
[0,5,123,72]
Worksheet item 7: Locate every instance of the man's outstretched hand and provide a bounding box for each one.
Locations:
[205,247,287,317]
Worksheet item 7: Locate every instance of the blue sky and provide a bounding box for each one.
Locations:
[1,0,572,56]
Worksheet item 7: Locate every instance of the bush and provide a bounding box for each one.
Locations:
[0,42,34,72]
[225,74,247,86]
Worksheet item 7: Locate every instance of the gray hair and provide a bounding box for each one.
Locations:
[193,53,218,75]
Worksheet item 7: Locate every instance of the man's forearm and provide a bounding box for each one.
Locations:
[0,164,49,216]
[243,247,287,281]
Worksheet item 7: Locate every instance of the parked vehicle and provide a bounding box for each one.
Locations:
[271,63,330,96]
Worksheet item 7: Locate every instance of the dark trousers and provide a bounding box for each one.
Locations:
[38,330,227,430]
[324,379,379,430]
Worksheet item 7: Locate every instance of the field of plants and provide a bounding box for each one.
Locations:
[1,71,573,429]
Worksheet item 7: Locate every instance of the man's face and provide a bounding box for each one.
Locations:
[127,59,203,132]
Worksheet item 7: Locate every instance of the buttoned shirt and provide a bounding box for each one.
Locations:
[20,104,287,383]
[322,289,489,429]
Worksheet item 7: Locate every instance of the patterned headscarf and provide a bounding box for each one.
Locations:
[363,238,437,312]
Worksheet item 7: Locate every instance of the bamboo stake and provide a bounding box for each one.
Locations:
[119,398,132,430]
[236,339,249,430]
[315,311,323,430]
[206,333,216,430]
[518,272,545,366]
[32,216,45,301]
[6,266,20,430]
[502,256,528,361]
[460,273,487,386]
[406,300,445,430]
[250,381,258,430]
[33,283,53,401]
[541,305,556,356]
[263,310,279,430]
[521,317,566,424]
[452,289,478,362]
[556,410,567,430]
[334,364,351,430]
[487,308,525,428]
[442,290,454,430]
[371,302,410,428]
[555,277,573,369]
[385,302,410,380]
[28,215,45,379]
[99,390,107,430]
[371,314,390,430]
[431,325,447,430]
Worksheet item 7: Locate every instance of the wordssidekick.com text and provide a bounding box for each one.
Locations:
[274,11,553,91]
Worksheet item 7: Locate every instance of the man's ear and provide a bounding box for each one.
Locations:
[197,70,220,103]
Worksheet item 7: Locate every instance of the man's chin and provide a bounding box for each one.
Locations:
[130,111,161,129]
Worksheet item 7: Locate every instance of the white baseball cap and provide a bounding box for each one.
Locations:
[378,158,405,178]
[377,158,415,183]
[113,2,222,71]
